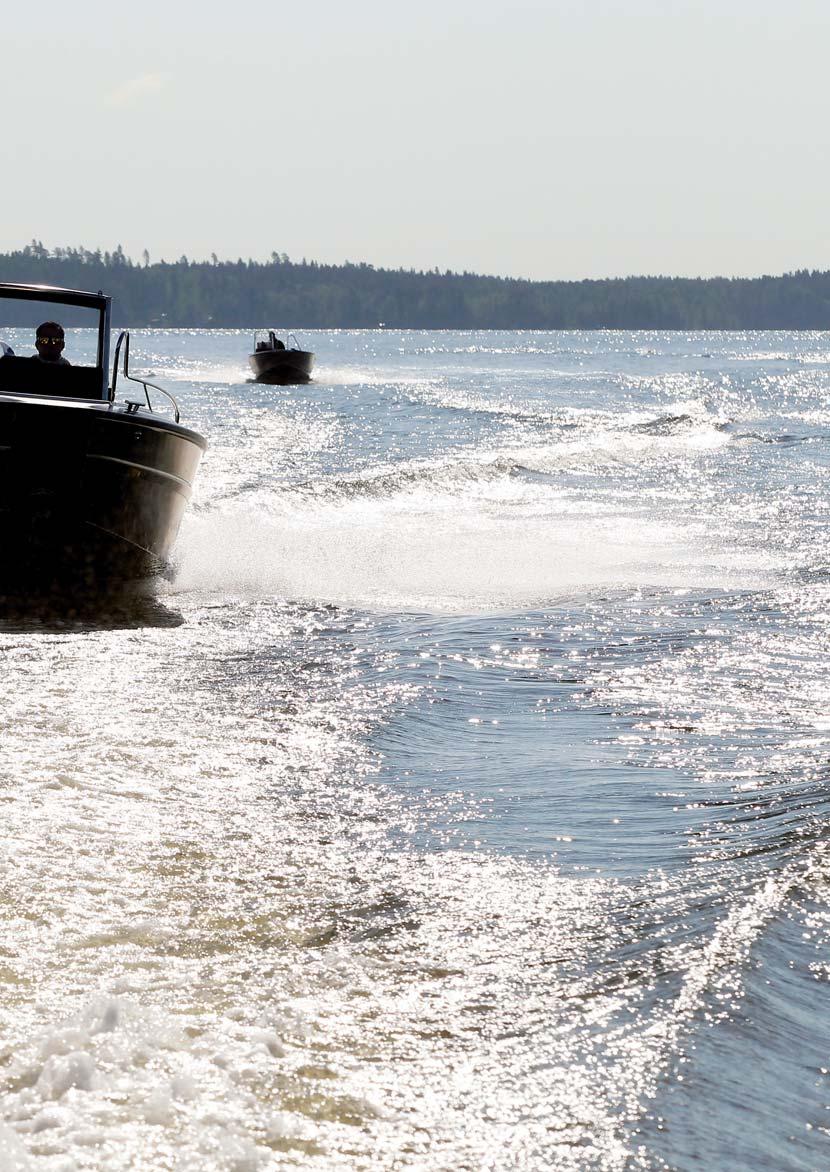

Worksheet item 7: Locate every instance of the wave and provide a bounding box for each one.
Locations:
[174,452,776,611]
[172,510,773,610]
[169,390,762,608]
[198,405,732,514]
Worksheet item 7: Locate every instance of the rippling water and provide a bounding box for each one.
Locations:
[2,329,830,1170]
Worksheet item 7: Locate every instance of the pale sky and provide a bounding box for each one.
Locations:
[2,0,827,280]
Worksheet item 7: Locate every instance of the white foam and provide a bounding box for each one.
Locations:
[311,365,435,387]
[0,1123,33,1171]
[1,995,297,1170]
[171,493,778,610]
[172,408,768,609]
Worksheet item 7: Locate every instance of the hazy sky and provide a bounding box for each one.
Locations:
[2,0,828,280]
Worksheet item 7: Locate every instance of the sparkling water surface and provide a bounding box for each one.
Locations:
[1,329,830,1170]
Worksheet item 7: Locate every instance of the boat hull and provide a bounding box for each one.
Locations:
[248,349,314,384]
[0,396,206,587]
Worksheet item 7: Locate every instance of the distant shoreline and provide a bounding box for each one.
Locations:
[2,243,829,330]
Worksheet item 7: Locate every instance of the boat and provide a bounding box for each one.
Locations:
[0,282,206,589]
[248,330,314,384]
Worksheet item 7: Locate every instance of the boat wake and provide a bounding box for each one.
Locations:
[171,500,777,611]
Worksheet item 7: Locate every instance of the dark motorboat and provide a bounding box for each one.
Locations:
[0,282,206,588]
[249,330,314,384]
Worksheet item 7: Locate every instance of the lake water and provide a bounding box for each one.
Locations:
[1,329,830,1170]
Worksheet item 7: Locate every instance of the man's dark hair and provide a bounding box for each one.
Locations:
[36,321,64,338]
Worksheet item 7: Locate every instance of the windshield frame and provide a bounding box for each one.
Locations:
[0,283,112,399]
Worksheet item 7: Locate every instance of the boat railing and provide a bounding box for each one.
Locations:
[111,330,181,423]
[286,332,301,351]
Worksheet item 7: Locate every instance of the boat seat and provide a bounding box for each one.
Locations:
[0,354,103,398]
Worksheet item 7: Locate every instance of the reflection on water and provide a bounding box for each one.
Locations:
[0,582,183,632]
[3,330,830,1170]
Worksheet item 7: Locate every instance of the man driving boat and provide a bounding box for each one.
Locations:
[32,321,70,365]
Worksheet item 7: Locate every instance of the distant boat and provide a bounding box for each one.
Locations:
[0,282,206,588]
[249,330,314,384]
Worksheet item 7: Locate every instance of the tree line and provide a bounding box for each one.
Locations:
[2,241,830,329]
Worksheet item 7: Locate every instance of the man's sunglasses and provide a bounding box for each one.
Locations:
[36,336,63,346]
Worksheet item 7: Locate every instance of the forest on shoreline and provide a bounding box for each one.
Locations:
[2,241,830,329]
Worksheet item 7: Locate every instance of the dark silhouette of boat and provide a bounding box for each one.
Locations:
[0,282,206,589]
[249,330,314,384]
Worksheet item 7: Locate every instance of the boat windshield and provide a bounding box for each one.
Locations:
[0,293,109,399]
[0,298,101,365]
